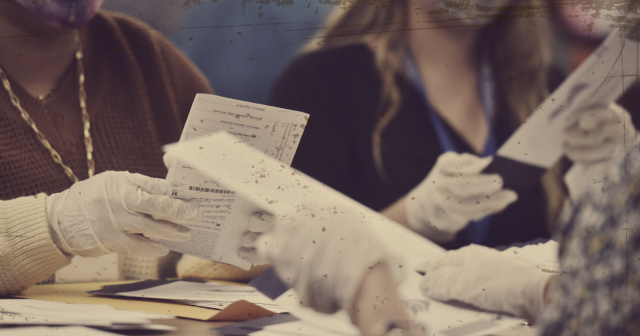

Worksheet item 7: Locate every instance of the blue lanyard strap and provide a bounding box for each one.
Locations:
[404,52,497,245]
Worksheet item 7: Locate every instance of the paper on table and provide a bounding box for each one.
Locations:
[0,326,123,336]
[0,299,176,331]
[0,299,147,326]
[14,280,268,321]
[497,28,640,169]
[113,281,287,313]
[270,279,523,336]
[159,94,309,270]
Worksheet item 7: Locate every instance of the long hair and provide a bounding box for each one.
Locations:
[304,0,566,228]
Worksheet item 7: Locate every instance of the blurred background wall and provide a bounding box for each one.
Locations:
[101,0,639,120]
[103,0,334,104]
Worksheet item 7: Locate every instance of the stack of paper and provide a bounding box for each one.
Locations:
[0,299,174,331]
[0,326,124,336]
[89,280,287,313]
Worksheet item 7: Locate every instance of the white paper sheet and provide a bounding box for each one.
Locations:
[159,94,308,270]
[168,132,521,336]
[113,281,287,313]
[0,326,123,336]
[498,28,640,168]
[0,299,174,330]
[168,131,445,276]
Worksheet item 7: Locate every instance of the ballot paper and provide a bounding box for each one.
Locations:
[0,299,174,331]
[169,132,537,336]
[159,94,308,270]
[167,131,445,275]
[483,28,640,190]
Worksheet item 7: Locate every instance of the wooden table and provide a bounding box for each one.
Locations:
[0,318,230,336]
[1,280,271,336]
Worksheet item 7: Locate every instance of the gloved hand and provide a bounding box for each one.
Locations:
[420,244,553,323]
[563,102,636,164]
[237,212,274,265]
[405,152,518,242]
[162,151,175,170]
[46,171,200,258]
[164,151,273,266]
[255,202,400,315]
[563,103,636,200]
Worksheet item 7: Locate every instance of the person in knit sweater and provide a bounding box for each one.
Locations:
[0,0,258,294]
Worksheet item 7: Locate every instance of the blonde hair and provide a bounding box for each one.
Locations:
[304,0,566,229]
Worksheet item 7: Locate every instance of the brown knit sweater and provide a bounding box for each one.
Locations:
[0,12,267,290]
[0,11,212,199]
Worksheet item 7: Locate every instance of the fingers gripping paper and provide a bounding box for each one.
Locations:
[483,28,640,190]
[167,132,444,275]
[159,94,308,270]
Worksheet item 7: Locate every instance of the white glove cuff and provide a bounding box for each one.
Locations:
[45,192,78,257]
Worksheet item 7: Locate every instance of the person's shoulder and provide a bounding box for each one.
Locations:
[271,44,380,105]
[87,10,170,46]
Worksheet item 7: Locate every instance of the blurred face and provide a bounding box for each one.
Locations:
[422,0,514,24]
[558,0,618,39]
[16,0,104,30]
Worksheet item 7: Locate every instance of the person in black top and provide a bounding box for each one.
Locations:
[268,1,633,250]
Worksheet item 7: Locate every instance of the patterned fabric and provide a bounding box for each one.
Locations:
[537,146,640,335]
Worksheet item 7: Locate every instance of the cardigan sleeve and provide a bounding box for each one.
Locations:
[268,46,380,201]
[0,194,70,296]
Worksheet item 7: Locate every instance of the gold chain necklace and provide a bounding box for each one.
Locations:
[0,34,94,184]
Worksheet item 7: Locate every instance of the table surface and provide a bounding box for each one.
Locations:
[0,319,230,336]
[1,281,540,336]
[0,280,256,336]
[127,318,230,336]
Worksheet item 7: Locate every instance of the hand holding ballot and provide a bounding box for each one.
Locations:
[562,103,636,199]
[46,171,200,258]
[405,152,518,242]
[563,102,636,165]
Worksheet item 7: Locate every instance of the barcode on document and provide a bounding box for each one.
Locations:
[189,186,236,194]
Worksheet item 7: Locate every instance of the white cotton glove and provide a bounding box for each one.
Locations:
[563,103,636,200]
[405,152,518,242]
[237,212,274,265]
[420,244,553,323]
[162,151,175,170]
[254,203,400,315]
[46,171,200,258]
[563,102,636,164]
